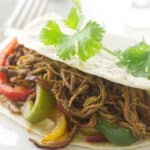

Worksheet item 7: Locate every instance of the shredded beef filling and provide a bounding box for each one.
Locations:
[1,45,150,139]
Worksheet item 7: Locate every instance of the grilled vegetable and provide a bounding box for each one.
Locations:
[41,110,67,143]
[96,117,136,146]
[80,127,98,136]
[22,85,54,123]
[30,125,77,149]
[86,134,107,143]
[0,84,33,101]
[0,38,33,100]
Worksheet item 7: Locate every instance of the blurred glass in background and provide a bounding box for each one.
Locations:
[124,0,150,29]
[81,0,150,39]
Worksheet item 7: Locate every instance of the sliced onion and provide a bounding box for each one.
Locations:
[25,76,52,91]
[30,125,77,149]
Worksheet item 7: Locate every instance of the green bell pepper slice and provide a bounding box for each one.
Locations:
[22,85,54,123]
[96,117,136,146]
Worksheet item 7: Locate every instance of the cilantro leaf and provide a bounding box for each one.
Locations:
[118,41,150,79]
[64,7,80,29]
[57,36,76,60]
[64,0,81,29]
[77,21,104,61]
[73,0,81,10]
[39,21,66,46]
[57,21,104,61]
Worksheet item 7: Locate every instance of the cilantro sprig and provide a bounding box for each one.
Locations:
[40,0,104,62]
[58,21,104,61]
[118,41,150,79]
[40,20,104,61]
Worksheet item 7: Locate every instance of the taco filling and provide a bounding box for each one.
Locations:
[0,38,150,149]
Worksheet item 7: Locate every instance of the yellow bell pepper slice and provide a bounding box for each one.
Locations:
[41,111,67,144]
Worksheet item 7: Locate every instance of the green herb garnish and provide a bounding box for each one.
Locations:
[64,0,82,29]
[40,0,104,62]
[40,20,104,61]
[118,41,150,79]
[73,0,81,10]
[64,0,81,29]
[40,21,66,46]
[64,7,80,29]
[58,21,104,61]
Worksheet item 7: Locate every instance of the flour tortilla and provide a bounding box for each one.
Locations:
[0,15,150,150]
[17,14,150,91]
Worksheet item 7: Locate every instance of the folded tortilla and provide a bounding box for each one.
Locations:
[0,14,150,150]
[17,14,150,91]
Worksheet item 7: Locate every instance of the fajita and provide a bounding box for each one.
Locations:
[0,3,150,150]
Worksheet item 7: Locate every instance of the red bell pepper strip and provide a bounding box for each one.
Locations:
[0,38,33,101]
[86,134,107,143]
[0,84,33,101]
[0,72,8,83]
[0,38,18,66]
[0,38,18,83]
